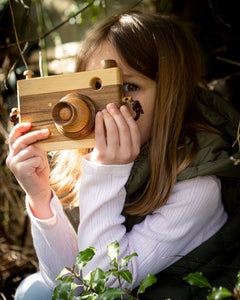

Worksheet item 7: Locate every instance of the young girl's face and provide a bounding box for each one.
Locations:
[85,41,157,146]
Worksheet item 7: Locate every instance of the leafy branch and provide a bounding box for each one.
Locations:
[184,271,240,299]
[53,241,157,300]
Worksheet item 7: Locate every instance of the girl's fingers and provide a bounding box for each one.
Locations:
[7,145,47,172]
[107,103,140,154]
[9,123,32,145]
[13,145,47,164]
[94,111,107,149]
[120,105,141,151]
[12,156,44,178]
[106,104,132,149]
[91,103,141,164]
[11,128,50,155]
[102,108,120,149]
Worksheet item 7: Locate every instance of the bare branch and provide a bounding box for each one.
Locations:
[1,0,96,50]
[8,0,29,70]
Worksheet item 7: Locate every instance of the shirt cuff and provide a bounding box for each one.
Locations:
[82,156,134,176]
[25,190,61,226]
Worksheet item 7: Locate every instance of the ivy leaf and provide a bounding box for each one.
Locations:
[137,274,157,296]
[56,267,72,281]
[207,287,233,300]
[84,268,108,293]
[235,270,240,294]
[75,247,96,270]
[120,253,138,269]
[109,258,118,269]
[80,290,98,299]
[118,270,133,284]
[107,241,119,261]
[98,287,125,300]
[183,272,212,288]
[52,276,77,300]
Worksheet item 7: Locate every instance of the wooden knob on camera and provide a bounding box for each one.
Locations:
[52,93,95,139]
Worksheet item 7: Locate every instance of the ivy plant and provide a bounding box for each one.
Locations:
[184,271,240,299]
[53,241,157,300]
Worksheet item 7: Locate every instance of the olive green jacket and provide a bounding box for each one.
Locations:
[125,88,240,300]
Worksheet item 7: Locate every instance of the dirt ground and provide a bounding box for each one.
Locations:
[0,227,38,299]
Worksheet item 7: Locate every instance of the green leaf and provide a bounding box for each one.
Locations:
[109,258,118,269]
[137,274,157,296]
[84,268,104,285]
[107,241,119,261]
[120,253,138,269]
[98,287,125,300]
[80,290,98,299]
[235,270,240,293]
[118,270,133,284]
[183,272,212,288]
[83,268,108,293]
[52,276,77,300]
[75,247,96,270]
[207,287,233,300]
[68,292,77,300]
[56,267,72,281]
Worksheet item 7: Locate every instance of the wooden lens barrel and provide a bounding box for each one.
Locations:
[52,93,95,139]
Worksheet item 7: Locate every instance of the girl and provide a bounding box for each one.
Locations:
[7,10,240,300]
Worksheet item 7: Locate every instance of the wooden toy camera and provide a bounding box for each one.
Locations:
[16,60,124,151]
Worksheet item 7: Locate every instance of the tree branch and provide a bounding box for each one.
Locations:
[1,0,96,50]
[8,0,29,70]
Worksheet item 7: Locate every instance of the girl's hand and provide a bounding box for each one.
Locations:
[89,103,141,165]
[6,123,53,219]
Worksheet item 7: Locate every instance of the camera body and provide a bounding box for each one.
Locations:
[17,61,123,151]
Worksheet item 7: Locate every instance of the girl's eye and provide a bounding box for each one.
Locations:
[123,83,139,92]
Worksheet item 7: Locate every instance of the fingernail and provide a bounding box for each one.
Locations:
[41,129,49,135]
[102,109,107,114]
[97,111,103,117]
[120,105,128,112]
[22,122,32,127]
[107,103,116,112]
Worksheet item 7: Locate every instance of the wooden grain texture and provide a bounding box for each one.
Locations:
[17,68,123,151]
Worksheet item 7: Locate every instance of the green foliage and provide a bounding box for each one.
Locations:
[64,0,103,25]
[137,274,157,298]
[183,272,211,289]
[0,0,8,10]
[53,241,157,300]
[183,271,240,299]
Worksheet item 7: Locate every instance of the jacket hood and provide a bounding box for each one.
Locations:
[178,87,240,181]
[125,87,240,198]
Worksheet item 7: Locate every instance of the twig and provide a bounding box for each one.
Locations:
[1,0,96,50]
[8,0,29,70]
[1,0,145,51]
[0,292,7,300]
[208,0,231,27]
[216,56,240,67]
[39,0,96,41]
[131,0,144,9]
[3,42,29,89]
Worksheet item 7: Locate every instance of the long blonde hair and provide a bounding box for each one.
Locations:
[50,10,210,214]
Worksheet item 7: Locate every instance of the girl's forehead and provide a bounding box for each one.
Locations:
[85,42,126,71]
[85,41,151,83]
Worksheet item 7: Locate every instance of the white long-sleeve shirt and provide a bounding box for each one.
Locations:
[26,158,227,290]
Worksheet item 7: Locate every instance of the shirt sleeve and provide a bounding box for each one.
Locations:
[78,157,228,289]
[25,191,78,289]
